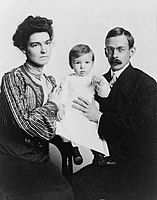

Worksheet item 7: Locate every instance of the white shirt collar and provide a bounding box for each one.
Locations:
[111,62,130,78]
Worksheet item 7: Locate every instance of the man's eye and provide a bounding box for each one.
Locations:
[85,61,90,64]
[118,47,125,52]
[106,48,113,53]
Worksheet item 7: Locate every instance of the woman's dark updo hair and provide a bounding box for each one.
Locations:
[12,15,53,51]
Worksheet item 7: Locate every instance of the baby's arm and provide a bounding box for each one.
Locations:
[58,76,69,106]
[91,75,111,97]
[56,76,69,121]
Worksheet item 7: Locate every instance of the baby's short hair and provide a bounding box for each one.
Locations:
[69,44,95,68]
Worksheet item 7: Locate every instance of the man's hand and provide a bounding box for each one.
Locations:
[72,97,102,123]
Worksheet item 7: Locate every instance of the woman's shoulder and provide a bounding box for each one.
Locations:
[0,65,27,91]
[3,65,25,80]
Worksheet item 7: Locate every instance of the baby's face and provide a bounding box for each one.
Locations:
[72,52,94,76]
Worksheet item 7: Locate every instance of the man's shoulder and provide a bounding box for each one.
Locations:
[123,66,157,94]
[103,65,156,83]
[133,67,157,86]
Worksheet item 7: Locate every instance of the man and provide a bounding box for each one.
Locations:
[69,27,157,200]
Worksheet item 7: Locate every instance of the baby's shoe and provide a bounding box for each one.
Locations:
[72,147,83,165]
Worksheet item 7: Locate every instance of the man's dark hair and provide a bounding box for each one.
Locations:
[105,27,135,49]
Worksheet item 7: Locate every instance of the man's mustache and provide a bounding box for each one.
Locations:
[110,59,122,65]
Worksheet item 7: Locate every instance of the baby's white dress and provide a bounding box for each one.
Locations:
[56,73,109,155]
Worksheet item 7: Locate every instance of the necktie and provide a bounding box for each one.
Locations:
[110,72,117,88]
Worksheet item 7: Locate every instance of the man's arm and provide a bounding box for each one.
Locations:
[72,78,157,142]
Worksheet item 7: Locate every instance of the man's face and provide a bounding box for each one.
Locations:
[105,35,135,72]
[26,32,52,66]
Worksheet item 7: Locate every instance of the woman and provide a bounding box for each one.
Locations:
[0,15,74,200]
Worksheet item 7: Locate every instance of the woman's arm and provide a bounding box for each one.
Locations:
[1,71,59,140]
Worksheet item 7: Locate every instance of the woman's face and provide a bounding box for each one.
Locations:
[26,32,52,66]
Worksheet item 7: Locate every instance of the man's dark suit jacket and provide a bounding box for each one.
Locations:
[95,63,157,170]
[69,63,157,200]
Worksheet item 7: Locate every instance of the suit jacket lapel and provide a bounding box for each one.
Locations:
[104,69,111,82]
[104,64,134,97]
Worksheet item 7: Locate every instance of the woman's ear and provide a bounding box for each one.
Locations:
[22,50,26,54]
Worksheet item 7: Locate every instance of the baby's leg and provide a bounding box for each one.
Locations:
[91,150,116,166]
[61,136,71,143]
[59,137,83,165]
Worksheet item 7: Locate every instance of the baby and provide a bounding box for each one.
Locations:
[56,44,110,165]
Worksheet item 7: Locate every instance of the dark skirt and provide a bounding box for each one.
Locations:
[0,153,74,200]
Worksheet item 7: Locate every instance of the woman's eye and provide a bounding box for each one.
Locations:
[46,41,51,45]
[31,43,39,48]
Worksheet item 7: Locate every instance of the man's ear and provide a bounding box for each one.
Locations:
[104,48,108,58]
[129,47,136,58]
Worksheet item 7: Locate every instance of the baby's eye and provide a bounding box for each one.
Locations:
[85,61,90,64]
[75,61,80,65]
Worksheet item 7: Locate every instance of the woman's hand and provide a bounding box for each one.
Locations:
[48,85,62,106]
[72,97,102,123]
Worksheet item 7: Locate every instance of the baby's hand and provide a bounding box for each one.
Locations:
[91,76,107,87]
[91,76,103,86]
[92,75,110,98]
